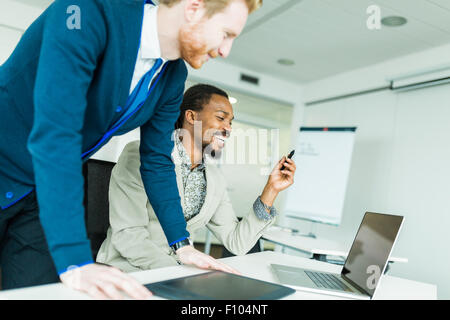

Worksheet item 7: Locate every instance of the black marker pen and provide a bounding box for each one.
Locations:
[281,149,295,170]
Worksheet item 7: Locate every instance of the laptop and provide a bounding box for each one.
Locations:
[271,212,404,300]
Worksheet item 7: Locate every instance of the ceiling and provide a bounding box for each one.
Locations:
[2,0,450,84]
[229,0,450,84]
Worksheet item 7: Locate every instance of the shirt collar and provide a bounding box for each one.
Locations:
[141,4,164,61]
[174,129,206,171]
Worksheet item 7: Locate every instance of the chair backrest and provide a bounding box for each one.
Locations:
[83,159,116,259]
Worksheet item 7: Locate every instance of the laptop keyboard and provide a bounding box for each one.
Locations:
[305,271,350,291]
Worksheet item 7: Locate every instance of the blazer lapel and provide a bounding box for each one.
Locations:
[171,141,220,228]
[186,164,218,227]
[172,148,185,209]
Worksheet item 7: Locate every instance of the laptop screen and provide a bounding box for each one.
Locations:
[341,212,403,296]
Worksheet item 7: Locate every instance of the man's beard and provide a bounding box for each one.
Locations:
[204,146,223,160]
[203,141,223,160]
[179,22,213,69]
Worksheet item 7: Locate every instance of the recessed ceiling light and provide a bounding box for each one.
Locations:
[229,97,237,104]
[277,58,295,66]
[381,16,408,27]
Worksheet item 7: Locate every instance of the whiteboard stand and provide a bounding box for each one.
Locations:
[283,127,357,227]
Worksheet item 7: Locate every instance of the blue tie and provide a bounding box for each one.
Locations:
[118,58,163,125]
[81,58,164,159]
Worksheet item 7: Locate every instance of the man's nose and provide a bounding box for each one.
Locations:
[223,124,232,137]
[218,39,233,58]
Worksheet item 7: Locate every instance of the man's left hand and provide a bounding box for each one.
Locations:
[267,156,296,193]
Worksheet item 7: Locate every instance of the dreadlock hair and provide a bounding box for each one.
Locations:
[175,84,229,129]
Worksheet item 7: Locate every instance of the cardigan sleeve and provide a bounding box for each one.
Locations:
[206,189,276,256]
[27,0,107,274]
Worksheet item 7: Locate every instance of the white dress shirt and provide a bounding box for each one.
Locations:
[130,4,166,94]
[90,5,165,163]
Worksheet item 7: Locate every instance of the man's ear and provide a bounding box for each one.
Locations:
[184,0,206,23]
[185,109,197,126]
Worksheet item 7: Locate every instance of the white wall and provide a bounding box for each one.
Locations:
[290,43,450,299]
[187,59,302,106]
[303,43,450,103]
[0,1,44,64]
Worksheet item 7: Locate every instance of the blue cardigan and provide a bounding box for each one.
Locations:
[0,0,189,274]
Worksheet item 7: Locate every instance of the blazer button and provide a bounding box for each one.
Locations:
[5,192,14,199]
[116,106,122,113]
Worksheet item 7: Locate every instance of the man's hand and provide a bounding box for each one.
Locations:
[259,156,296,208]
[267,156,296,193]
[175,245,241,275]
[59,263,152,300]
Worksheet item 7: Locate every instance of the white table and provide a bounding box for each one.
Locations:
[262,226,408,267]
[0,251,434,300]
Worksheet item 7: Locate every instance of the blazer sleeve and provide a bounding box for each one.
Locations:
[139,71,190,246]
[27,0,107,274]
[206,174,276,256]
[108,142,178,269]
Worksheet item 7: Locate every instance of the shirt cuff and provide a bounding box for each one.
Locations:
[253,196,278,221]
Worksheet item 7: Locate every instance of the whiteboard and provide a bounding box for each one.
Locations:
[283,127,356,226]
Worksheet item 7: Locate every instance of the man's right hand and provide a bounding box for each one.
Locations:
[175,245,241,275]
[59,263,152,300]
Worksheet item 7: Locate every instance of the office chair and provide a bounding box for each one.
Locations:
[83,159,116,260]
[221,241,263,258]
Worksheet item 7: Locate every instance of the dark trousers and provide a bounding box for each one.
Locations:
[0,191,59,290]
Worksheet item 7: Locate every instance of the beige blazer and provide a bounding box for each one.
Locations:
[96,140,275,272]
